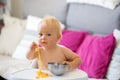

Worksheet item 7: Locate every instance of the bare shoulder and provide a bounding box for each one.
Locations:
[58,44,80,60]
[57,44,73,53]
[58,44,68,50]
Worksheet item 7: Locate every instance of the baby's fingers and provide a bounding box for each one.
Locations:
[62,61,68,65]
[30,42,38,49]
[62,61,72,71]
[32,42,38,47]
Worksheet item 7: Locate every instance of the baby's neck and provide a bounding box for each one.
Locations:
[43,44,58,52]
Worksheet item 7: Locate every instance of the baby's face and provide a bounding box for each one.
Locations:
[38,23,61,48]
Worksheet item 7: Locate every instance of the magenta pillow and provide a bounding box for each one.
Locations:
[76,34,116,78]
[59,30,88,52]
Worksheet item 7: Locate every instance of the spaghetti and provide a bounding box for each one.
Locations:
[35,46,51,78]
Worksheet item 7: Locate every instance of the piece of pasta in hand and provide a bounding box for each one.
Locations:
[35,46,51,78]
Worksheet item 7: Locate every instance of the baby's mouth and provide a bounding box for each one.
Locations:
[41,41,47,44]
[42,42,47,44]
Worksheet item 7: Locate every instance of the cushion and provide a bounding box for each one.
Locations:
[0,20,4,34]
[0,24,4,34]
[106,29,120,80]
[76,33,116,78]
[113,29,120,48]
[0,14,26,56]
[106,48,120,80]
[67,0,120,9]
[59,30,88,52]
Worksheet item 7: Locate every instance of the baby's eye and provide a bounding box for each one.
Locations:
[47,34,51,36]
[39,33,43,37]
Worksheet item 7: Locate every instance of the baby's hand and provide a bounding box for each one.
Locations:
[30,42,38,51]
[26,42,39,60]
[62,61,72,71]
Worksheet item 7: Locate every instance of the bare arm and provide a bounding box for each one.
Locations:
[26,42,38,60]
[62,47,82,71]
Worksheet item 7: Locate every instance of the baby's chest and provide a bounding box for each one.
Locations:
[41,53,66,63]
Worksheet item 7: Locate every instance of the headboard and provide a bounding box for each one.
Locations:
[66,3,120,35]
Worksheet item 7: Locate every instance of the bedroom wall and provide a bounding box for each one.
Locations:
[23,0,67,23]
[11,0,23,18]
[7,0,68,23]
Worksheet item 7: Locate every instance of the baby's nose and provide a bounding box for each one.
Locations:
[41,35,46,39]
[41,35,46,41]
[41,39,45,42]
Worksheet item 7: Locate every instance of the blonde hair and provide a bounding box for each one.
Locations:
[41,15,62,35]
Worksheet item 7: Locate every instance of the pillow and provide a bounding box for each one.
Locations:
[106,29,120,80]
[26,15,65,30]
[3,14,26,28]
[113,29,120,48]
[76,33,116,78]
[106,48,120,80]
[67,0,120,9]
[0,20,4,34]
[59,30,88,52]
[12,15,41,60]
[0,14,26,56]
[0,23,4,34]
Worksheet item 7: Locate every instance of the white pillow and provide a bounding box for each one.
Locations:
[26,15,65,30]
[26,15,42,31]
[113,29,120,48]
[106,29,120,80]
[12,15,41,60]
[0,14,26,56]
[3,14,26,29]
[67,0,120,9]
[106,48,120,80]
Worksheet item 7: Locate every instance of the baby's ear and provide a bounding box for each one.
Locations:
[57,34,62,42]
[58,34,62,40]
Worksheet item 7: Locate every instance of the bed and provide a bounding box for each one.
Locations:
[0,0,120,80]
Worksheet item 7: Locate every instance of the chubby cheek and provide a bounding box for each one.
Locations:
[50,39,57,44]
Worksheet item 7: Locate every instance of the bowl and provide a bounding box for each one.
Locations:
[48,62,69,76]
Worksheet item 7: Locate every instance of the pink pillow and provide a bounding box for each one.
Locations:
[59,30,88,52]
[76,34,116,78]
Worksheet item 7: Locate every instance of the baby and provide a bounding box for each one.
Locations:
[26,16,82,71]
